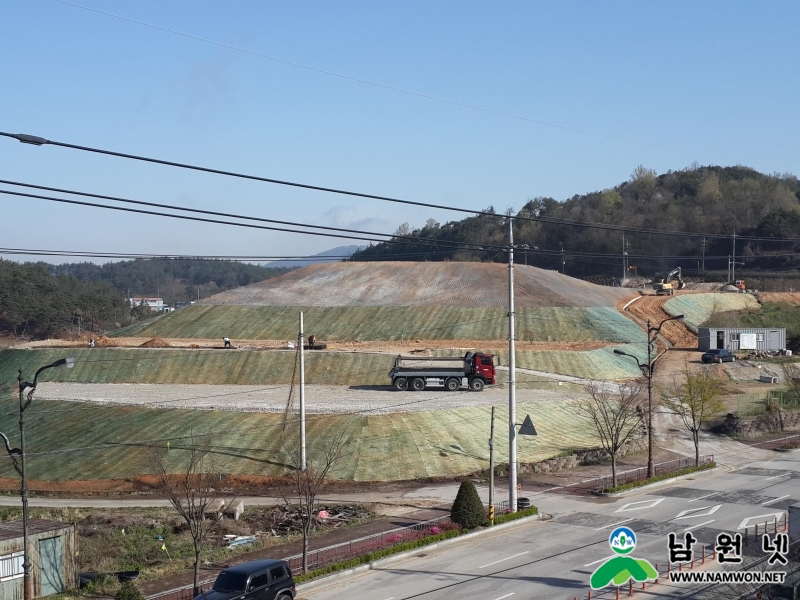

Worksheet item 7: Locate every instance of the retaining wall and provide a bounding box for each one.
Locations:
[721,409,800,437]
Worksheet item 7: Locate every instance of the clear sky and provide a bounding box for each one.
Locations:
[1,1,798,262]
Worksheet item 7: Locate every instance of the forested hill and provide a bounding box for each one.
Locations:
[354,166,800,278]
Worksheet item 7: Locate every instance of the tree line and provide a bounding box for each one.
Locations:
[0,259,290,340]
[354,165,800,279]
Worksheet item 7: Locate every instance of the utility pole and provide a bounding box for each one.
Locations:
[17,370,30,600]
[508,218,517,513]
[731,231,737,283]
[701,237,706,273]
[622,233,626,283]
[299,312,306,471]
[560,242,565,275]
[488,406,495,525]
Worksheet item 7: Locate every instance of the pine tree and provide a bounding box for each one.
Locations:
[450,480,485,529]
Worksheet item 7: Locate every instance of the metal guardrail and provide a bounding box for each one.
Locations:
[591,455,714,491]
[145,515,452,600]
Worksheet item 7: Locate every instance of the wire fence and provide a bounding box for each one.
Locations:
[145,515,452,600]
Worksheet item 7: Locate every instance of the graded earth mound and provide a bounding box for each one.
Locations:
[203,262,631,308]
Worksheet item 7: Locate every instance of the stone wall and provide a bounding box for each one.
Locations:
[516,436,647,475]
[721,409,800,437]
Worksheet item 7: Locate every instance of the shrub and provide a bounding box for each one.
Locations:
[489,506,538,526]
[450,480,485,529]
[115,582,144,600]
[601,462,716,494]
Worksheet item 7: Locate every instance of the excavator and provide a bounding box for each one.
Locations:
[653,267,686,296]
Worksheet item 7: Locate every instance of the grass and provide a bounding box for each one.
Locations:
[664,293,760,331]
[702,301,800,349]
[0,398,599,482]
[113,305,643,344]
[601,462,717,493]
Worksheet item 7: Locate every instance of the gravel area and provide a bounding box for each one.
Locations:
[36,382,580,414]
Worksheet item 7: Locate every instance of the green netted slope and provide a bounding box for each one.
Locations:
[0,399,599,481]
[111,305,643,344]
[664,293,760,331]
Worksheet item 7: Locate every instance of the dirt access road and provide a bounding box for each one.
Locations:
[622,293,698,348]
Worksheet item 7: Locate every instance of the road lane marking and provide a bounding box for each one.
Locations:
[615,498,664,513]
[674,505,721,520]
[687,492,720,503]
[737,512,784,530]
[765,472,792,480]
[479,551,529,569]
[584,556,614,567]
[596,518,634,531]
[492,594,515,600]
[761,495,790,505]
[682,519,715,532]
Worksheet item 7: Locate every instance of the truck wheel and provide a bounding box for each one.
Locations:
[445,377,460,391]
[469,378,484,391]
[394,378,408,391]
[411,378,426,391]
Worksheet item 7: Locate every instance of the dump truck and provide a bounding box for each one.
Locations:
[388,352,496,392]
[653,267,686,296]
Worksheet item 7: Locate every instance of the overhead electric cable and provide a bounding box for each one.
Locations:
[0,132,788,242]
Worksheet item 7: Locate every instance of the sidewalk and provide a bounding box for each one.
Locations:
[136,504,450,596]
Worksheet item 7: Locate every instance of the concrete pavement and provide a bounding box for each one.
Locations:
[299,452,800,600]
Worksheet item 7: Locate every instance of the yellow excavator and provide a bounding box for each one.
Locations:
[653,267,686,296]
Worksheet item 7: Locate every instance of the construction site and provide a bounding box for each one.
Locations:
[0,261,780,488]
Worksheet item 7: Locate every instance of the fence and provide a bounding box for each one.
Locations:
[591,455,714,492]
[146,515,452,600]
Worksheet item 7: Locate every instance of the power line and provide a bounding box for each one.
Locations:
[4,131,797,243]
[49,0,695,156]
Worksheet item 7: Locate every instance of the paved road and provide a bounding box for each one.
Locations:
[301,453,800,600]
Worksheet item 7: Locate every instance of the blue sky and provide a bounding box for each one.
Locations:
[1,1,798,262]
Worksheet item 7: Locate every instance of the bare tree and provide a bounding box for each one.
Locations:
[148,435,237,595]
[576,382,644,487]
[281,426,349,574]
[781,362,800,407]
[660,365,726,466]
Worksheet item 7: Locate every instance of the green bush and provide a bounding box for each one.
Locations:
[115,582,143,600]
[602,462,716,494]
[294,529,460,583]
[450,480,485,529]
[489,506,538,526]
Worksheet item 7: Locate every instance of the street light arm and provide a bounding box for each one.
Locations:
[0,433,22,478]
[648,314,685,336]
[19,358,75,411]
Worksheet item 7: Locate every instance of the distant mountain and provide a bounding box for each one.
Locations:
[266,245,365,268]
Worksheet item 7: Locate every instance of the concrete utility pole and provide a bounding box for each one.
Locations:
[508,218,517,513]
[488,406,495,525]
[299,312,306,471]
[731,232,737,283]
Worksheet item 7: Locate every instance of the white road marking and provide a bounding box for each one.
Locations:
[491,594,515,600]
[479,552,529,569]
[584,556,614,567]
[615,498,664,513]
[682,519,715,532]
[687,492,720,503]
[765,472,792,480]
[762,495,790,506]
[737,512,784,530]
[674,505,721,520]
[596,518,634,531]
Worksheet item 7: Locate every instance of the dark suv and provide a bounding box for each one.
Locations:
[194,559,295,600]
[701,349,736,364]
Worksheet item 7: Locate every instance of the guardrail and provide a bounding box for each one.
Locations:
[146,515,452,600]
[591,455,714,491]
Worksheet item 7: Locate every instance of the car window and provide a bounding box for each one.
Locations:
[213,572,248,593]
[249,573,270,590]
[269,566,285,581]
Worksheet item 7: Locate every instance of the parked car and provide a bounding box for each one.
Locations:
[701,349,736,364]
[194,559,295,600]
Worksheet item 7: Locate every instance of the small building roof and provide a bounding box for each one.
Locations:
[0,518,72,542]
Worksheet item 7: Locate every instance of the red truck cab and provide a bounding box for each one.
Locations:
[472,352,496,384]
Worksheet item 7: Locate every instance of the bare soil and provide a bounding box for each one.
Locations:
[621,293,699,348]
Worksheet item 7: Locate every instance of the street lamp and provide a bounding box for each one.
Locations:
[614,315,684,479]
[14,358,74,600]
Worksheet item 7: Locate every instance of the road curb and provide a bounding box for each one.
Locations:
[296,513,547,593]
[593,466,720,498]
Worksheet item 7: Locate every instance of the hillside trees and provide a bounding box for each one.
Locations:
[353,165,800,277]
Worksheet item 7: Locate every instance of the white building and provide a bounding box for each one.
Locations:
[130,297,165,311]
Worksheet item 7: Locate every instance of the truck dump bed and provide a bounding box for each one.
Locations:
[395,356,468,369]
